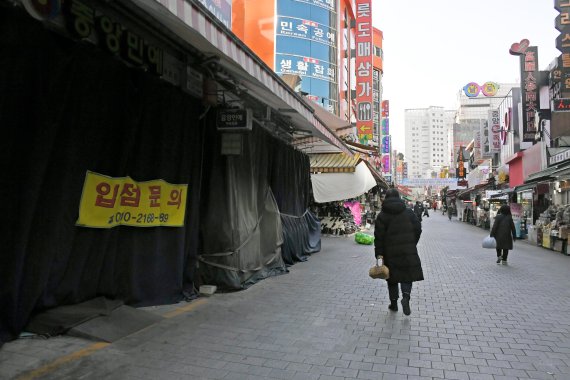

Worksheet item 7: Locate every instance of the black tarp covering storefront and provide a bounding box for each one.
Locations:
[0,10,203,343]
[198,118,320,289]
[281,211,321,265]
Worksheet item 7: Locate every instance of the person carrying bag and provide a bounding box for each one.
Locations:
[374,189,423,316]
[490,205,517,264]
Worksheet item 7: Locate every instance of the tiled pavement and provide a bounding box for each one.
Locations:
[2,212,570,379]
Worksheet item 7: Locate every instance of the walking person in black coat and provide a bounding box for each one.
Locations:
[413,201,423,222]
[374,189,424,315]
[490,204,517,264]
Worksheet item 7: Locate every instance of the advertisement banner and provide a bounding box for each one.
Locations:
[488,109,501,153]
[77,171,188,228]
[355,0,373,144]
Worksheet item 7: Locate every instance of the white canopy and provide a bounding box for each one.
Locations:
[311,161,377,203]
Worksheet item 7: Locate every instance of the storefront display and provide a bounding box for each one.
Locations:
[517,190,533,237]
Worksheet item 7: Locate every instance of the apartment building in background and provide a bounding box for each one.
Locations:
[405,107,455,179]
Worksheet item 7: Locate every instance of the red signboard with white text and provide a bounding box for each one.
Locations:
[355,0,373,145]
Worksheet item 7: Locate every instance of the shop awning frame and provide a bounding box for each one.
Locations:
[128,0,353,155]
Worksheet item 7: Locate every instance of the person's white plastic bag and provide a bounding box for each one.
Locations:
[482,236,496,249]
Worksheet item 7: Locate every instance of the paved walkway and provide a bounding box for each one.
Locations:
[2,212,570,379]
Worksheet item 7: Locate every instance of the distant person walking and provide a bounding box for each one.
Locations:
[490,204,516,264]
[432,201,437,212]
[423,204,430,218]
[374,189,424,315]
[447,204,453,221]
[413,201,423,222]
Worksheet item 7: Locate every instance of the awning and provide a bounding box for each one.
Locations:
[130,0,352,155]
[456,182,489,200]
[524,166,558,183]
[309,153,360,173]
[310,102,352,134]
[514,183,537,192]
[311,161,377,203]
[362,160,389,189]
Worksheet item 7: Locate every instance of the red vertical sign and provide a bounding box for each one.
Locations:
[355,0,373,145]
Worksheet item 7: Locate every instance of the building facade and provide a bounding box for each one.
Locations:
[404,107,454,179]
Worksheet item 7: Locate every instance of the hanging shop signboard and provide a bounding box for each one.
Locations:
[355,0,373,144]
[77,171,188,228]
[516,46,539,142]
[488,109,501,153]
[216,108,253,131]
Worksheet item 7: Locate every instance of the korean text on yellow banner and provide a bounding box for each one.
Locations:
[77,171,188,228]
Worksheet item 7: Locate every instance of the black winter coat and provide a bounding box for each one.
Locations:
[490,213,516,250]
[374,198,424,283]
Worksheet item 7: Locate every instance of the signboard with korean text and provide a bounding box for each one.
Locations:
[216,108,252,131]
[276,54,336,83]
[276,16,336,47]
[479,119,491,158]
[488,109,501,153]
[355,0,373,144]
[381,135,390,154]
[520,46,539,142]
[77,171,187,228]
[457,147,466,179]
[462,82,500,98]
[276,0,338,112]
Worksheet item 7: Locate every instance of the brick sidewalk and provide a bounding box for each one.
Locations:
[2,213,570,379]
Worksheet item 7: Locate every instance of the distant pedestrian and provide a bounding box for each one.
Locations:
[374,189,424,315]
[423,206,429,218]
[413,201,423,222]
[447,205,453,221]
[490,205,516,265]
[432,202,437,212]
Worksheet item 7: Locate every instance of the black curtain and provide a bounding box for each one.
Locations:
[0,9,203,343]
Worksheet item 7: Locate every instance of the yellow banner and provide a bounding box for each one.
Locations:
[77,171,188,228]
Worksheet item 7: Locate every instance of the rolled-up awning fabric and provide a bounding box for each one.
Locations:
[311,161,377,203]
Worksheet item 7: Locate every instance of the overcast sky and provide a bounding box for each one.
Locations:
[371,0,560,153]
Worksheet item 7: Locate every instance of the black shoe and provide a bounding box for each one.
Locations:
[388,300,398,312]
[401,295,411,316]
[496,257,501,264]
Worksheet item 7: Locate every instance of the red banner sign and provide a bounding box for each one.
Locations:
[355,0,373,144]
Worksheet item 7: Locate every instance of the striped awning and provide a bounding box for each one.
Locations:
[132,0,352,155]
[309,153,361,173]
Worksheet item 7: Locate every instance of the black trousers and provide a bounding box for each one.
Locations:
[388,281,412,300]
[496,248,509,260]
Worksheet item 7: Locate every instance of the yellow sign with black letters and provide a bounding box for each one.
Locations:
[77,171,188,228]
